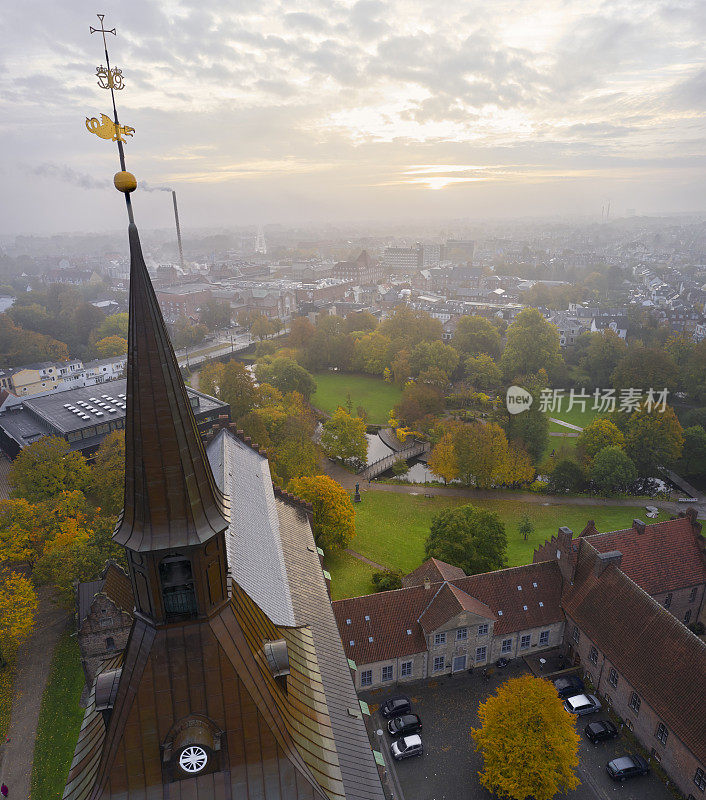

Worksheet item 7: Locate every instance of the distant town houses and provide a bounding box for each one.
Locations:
[332,511,706,800]
[0,355,127,397]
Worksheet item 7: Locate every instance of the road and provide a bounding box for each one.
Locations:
[175,331,252,370]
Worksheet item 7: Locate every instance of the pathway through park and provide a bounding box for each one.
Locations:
[0,588,69,800]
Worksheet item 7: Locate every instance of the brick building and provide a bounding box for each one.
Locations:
[332,560,565,691]
[332,250,383,284]
[533,513,706,625]
[333,512,706,798]
[76,561,134,687]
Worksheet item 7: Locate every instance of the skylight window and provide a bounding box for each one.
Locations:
[368,636,373,642]
[539,602,544,607]
[365,615,370,621]
[498,610,503,616]
[346,619,351,625]
[533,582,538,588]
[517,585,522,590]
[523,605,528,610]
[406,629,412,635]
[349,640,354,646]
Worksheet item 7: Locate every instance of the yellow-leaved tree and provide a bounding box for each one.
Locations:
[429,432,458,484]
[288,474,355,551]
[0,572,38,665]
[472,675,580,800]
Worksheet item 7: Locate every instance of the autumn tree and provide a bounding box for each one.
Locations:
[256,356,316,400]
[452,315,502,358]
[425,504,507,575]
[395,383,444,428]
[321,407,368,464]
[681,425,706,477]
[220,360,258,419]
[429,432,458,484]
[9,436,90,503]
[92,312,129,341]
[472,675,580,800]
[465,354,502,391]
[0,572,38,666]
[590,446,637,495]
[500,308,563,380]
[94,334,128,358]
[343,311,378,333]
[198,361,225,398]
[611,343,678,393]
[250,314,276,341]
[624,404,684,477]
[379,305,443,352]
[87,431,125,515]
[453,422,510,488]
[409,340,460,379]
[579,330,627,388]
[288,475,355,551]
[576,418,624,462]
[352,331,391,375]
[288,316,316,348]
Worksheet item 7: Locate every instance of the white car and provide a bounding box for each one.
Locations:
[390,734,423,761]
[563,693,602,716]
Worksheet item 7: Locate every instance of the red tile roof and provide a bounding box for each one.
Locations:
[585,515,706,594]
[332,561,563,665]
[564,539,706,763]
[402,557,466,587]
[418,582,494,633]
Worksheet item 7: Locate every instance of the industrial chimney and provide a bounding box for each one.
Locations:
[171,190,184,270]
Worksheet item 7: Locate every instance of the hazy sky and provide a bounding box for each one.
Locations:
[2,0,705,235]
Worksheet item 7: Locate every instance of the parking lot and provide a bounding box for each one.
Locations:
[361,663,676,800]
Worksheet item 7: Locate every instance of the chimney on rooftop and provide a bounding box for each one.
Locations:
[424,577,431,590]
[633,519,646,535]
[594,550,622,577]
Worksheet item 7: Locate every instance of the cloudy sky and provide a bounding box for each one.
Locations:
[1,0,705,234]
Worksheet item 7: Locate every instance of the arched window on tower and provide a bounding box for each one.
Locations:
[159,555,198,621]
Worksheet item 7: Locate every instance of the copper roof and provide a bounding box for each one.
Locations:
[333,561,563,665]
[113,223,229,552]
[402,557,466,587]
[563,539,706,763]
[585,516,706,595]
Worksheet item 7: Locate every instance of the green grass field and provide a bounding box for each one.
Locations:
[325,549,377,601]
[546,404,602,429]
[325,490,671,599]
[30,632,85,800]
[312,372,402,425]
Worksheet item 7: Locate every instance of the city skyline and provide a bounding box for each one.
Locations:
[2,0,705,234]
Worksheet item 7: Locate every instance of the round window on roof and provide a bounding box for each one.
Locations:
[178,745,208,774]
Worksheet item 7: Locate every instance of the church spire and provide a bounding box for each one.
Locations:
[112,223,229,551]
[86,13,228,552]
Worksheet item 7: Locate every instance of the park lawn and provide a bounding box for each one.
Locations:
[546,404,602,429]
[30,632,85,800]
[325,550,377,600]
[312,372,401,425]
[348,490,671,580]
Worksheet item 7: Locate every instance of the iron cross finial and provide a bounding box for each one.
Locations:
[90,13,116,52]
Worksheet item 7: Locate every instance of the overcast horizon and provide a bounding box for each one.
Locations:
[2,0,705,236]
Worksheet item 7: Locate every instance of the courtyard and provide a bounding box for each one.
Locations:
[361,662,676,800]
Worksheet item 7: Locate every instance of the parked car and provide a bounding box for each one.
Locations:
[496,657,511,668]
[563,694,602,716]
[585,720,619,743]
[380,697,411,718]
[390,734,423,761]
[553,676,585,699]
[388,714,422,737]
[606,754,649,781]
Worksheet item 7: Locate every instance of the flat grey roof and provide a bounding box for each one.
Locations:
[0,379,226,449]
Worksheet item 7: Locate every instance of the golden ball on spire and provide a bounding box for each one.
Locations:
[114,171,137,193]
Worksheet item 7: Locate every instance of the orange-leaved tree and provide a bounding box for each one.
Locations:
[0,571,38,665]
[287,474,355,551]
[472,674,580,800]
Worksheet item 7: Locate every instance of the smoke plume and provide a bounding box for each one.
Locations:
[26,163,173,193]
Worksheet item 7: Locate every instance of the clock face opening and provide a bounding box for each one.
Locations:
[178,745,208,774]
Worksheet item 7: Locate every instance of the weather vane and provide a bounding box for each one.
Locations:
[85,13,136,220]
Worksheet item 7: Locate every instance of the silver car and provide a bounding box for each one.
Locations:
[390,734,423,761]
[563,693,602,716]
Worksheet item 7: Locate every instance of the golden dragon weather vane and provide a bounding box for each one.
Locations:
[86,13,136,220]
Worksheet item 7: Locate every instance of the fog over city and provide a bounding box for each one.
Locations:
[2,0,705,235]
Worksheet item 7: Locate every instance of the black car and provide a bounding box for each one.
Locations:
[585,720,619,744]
[553,676,585,699]
[379,697,411,718]
[606,754,649,781]
[387,714,422,737]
